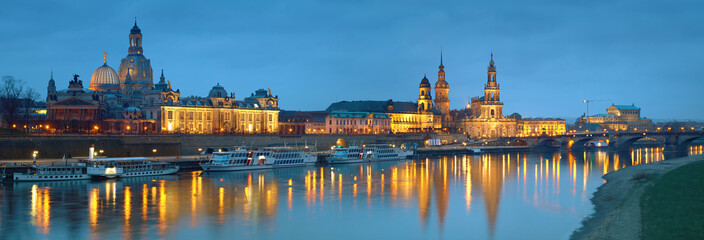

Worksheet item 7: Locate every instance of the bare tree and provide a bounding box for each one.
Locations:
[21,88,40,131]
[0,76,26,134]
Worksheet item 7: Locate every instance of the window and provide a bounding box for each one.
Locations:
[167,111,173,120]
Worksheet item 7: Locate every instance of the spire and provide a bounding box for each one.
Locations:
[103,51,107,65]
[439,48,444,68]
[50,68,53,80]
[134,17,137,26]
[490,50,494,66]
[159,69,165,83]
[126,68,132,82]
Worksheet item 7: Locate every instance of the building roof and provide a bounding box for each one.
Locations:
[325,100,417,113]
[613,104,640,110]
[329,111,389,119]
[590,113,617,117]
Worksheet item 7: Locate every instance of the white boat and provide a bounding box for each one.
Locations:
[200,147,316,172]
[12,164,91,182]
[81,157,180,178]
[362,144,413,162]
[264,147,317,167]
[200,150,273,172]
[469,148,482,154]
[327,146,366,164]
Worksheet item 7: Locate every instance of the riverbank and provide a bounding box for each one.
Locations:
[571,154,704,239]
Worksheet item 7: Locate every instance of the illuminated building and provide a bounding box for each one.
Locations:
[455,53,518,138]
[579,104,654,131]
[325,98,441,133]
[46,21,279,134]
[517,117,566,136]
[325,111,391,134]
[434,51,452,127]
[277,111,327,134]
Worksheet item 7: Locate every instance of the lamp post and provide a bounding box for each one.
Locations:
[32,150,38,165]
[152,148,157,161]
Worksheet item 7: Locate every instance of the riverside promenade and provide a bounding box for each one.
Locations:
[571,154,704,239]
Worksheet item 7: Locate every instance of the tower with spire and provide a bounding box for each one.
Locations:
[434,50,451,126]
[118,19,154,93]
[418,74,433,112]
[481,52,503,118]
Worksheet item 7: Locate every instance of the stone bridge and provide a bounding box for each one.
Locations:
[507,131,704,152]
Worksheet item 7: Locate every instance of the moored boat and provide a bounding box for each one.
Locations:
[327,146,366,164]
[81,157,180,178]
[13,164,90,182]
[363,144,413,161]
[200,150,273,172]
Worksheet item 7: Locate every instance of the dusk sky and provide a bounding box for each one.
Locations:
[1,0,702,120]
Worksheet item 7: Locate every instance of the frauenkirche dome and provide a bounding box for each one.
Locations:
[89,54,121,92]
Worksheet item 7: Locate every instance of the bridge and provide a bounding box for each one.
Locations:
[507,131,704,152]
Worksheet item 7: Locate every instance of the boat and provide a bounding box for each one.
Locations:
[361,144,414,162]
[264,147,317,167]
[200,150,273,172]
[12,164,91,182]
[327,146,366,164]
[81,157,180,178]
[469,148,482,155]
[200,147,317,172]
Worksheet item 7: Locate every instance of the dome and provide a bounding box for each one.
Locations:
[419,75,431,88]
[435,80,449,89]
[130,23,141,34]
[118,55,152,84]
[89,63,121,92]
[209,83,228,98]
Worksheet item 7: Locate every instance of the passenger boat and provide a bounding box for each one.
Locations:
[363,144,413,161]
[12,164,90,182]
[327,146,366,164]
[81,157,180,178]
[264,147,317,167]
[200,147,316,172]
[200,150,273,172]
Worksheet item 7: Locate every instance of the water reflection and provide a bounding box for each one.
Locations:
[0,146,701,239]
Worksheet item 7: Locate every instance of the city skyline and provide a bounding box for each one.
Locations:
[1,0,702,120]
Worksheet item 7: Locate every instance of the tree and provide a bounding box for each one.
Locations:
[20,88,40,132]
[0,76,25,133]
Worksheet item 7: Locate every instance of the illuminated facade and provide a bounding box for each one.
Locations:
[325,111,391,134]
[517,118,566,136]
[325,99,441,133]
[46,21,279,134]
[455,54,518,138]
[580,104,654,131]
[434,51,452,127]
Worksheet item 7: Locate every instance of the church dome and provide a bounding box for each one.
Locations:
[435,80,449,89]
[89,63,120,92]
[130,23,141,34]
[209,83,228,98]
[419,75,431,88]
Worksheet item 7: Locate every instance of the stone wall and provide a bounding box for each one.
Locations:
[0,133,466,159]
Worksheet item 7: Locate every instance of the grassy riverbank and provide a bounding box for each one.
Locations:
[571,154,704,240]
[641,160,704,239]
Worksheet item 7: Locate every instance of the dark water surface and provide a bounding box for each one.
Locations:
[1,147,701,240]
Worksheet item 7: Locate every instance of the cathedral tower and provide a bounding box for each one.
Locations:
[434,50,451,124]
[482,53,503,118]
[418,74,433,112]
[118,19,153,93]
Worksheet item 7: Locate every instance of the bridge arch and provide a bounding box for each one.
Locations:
[537,138,561,148]
[570,137,608,151]
[618,136,663,151]
[677,136,704,152]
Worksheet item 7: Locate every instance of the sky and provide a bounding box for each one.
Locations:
[1,0,702,121]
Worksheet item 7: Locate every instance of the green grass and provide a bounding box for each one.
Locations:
[641,160,704,240]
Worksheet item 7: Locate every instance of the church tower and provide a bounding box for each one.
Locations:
[418,74,433,112]
[434,50,450,124]
[118,19,153,93]
[482,53,503,118]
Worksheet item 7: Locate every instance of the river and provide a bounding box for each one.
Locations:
[0,146,702,239]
